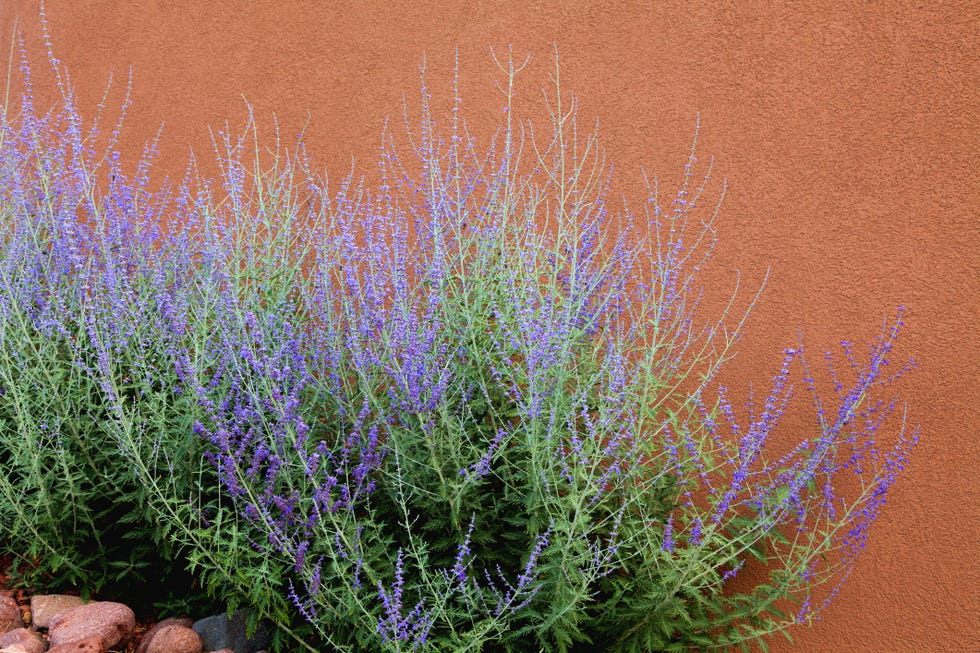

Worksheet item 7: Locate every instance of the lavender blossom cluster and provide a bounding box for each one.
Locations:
[0,46,917,652]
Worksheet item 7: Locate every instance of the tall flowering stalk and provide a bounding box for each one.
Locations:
[0,43,916,652]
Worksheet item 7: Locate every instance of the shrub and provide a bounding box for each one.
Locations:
[0,45,916,652]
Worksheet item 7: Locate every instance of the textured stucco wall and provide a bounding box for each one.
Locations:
[1,2,976,651]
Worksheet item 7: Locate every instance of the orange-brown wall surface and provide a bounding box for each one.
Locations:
[1,2,976,651]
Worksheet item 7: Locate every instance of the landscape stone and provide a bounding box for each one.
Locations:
[0,646,33,653]
[136,617,195,653]
[192,610,271,653]
[48,601,134,649]
[0,628,45,653]
[30,594,87,628]
[0,596,20,633]
[142,623,202,653]
[46,636,106,653]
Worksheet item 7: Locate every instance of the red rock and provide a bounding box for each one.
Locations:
[0,627,45,653]
[142,624,203,653]
[136,617,195,653]
[48,601,134,649]
[46,636,106,653]
[0,596,20,633]
[29,595,86,629]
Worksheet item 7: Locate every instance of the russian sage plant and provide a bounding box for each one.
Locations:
[0,45,186,596]
[0,46,917,652]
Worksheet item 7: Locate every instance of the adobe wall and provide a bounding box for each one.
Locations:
[1,2,976,651]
